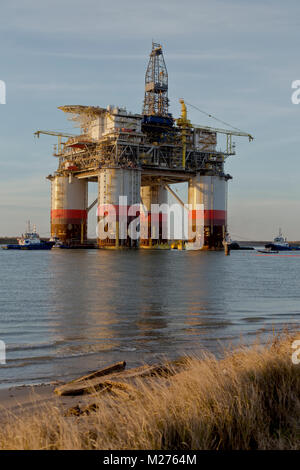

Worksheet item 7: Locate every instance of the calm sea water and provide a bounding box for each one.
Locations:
[0,248,299,389]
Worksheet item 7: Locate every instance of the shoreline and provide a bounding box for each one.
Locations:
[1,325,298,413]
[0,383,104,420]
[0,384,56,414]
[0,330,299,450]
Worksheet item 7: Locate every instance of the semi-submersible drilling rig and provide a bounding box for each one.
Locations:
[37,43,253,250]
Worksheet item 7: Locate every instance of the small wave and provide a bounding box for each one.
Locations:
[242,317,268,322]
[6,341,64,353]
[119,347,137,352]
[3,348,117,369]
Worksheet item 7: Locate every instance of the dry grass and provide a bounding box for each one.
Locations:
[0,330,300,450]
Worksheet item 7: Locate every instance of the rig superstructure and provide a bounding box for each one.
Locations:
[37,42,253,249]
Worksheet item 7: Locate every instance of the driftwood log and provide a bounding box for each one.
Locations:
[67,361,126,384]
[54,360,184,397]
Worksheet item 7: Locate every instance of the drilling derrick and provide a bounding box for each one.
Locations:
[142,42,173,133]
[141,43,174,246]
[143,42,169,117]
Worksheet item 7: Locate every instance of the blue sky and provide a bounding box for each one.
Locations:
[0,0,300,240]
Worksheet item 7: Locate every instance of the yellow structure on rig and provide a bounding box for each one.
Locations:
[176,99,192,168]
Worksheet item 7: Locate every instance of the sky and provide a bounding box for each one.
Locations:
[0,0,300,240]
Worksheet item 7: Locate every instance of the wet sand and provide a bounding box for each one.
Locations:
[0,383,97,419]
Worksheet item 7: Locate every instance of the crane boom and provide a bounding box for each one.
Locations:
[192,123,253,154]
[178,99,253,155]
[34,130,75,138]
[192,123,253,141]
[34,130,76,156]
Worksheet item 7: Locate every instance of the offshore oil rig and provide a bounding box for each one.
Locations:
[36,43,253,250]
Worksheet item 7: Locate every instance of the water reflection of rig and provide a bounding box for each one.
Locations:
[36,43,253,250]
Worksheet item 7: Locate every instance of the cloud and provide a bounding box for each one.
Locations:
[27,50,259,62]
[12,82,109,93]
[0,0,297,39]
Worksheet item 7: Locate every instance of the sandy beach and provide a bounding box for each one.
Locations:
[0,384,82,418]
[0,380,125,421]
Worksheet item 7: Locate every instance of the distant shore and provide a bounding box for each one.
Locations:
[2,237,300,246]
[0,237,98,244]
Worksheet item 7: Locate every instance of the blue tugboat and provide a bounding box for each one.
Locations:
[265,229,300,251]
[2,222,54,250]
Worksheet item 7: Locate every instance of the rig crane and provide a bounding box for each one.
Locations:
[34,130,76,155]
[177,99,254,168]
[182,100,253,155]
[192,122,253,154]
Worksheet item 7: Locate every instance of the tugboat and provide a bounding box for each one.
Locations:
[265,228,300,251]
[2,222,54,250]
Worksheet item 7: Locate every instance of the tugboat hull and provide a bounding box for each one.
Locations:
[265,243,300,251]
[1,222,55,251]
[2,242,54,250]
[265,229,300,251]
